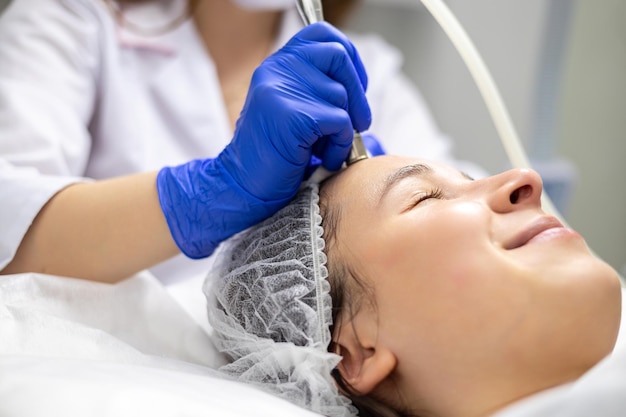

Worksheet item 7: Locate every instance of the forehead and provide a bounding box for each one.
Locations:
[325,155,437,206]
[321,156,424,240]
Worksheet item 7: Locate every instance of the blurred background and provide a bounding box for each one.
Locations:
[1,0,624,274]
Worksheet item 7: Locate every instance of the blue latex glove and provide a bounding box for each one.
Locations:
[157,22,371,259]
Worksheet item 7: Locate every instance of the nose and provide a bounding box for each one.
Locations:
[480,168,543,213]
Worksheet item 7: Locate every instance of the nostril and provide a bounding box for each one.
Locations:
[510,184,532,204]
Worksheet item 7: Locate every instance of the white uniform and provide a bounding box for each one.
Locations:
[0,0,479,287]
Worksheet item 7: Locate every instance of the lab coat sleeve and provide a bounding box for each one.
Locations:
[0,0,101,268]
[353,33,488,179]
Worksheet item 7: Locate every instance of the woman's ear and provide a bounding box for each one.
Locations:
[334,322,397,395]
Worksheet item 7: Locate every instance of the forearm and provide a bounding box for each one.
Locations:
[0,171,179,283]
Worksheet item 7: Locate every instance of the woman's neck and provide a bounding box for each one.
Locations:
[192,0,283,129]
[193,1,281,65]
[397,352,600,417]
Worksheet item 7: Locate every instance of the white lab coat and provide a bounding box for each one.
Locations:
[0,0,479,291]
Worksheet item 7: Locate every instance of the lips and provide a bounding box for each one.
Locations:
[505,216,565,250]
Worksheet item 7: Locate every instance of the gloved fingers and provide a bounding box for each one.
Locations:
[293,22,368,91]
[256,58,349,113]
[310,135,351,172]
[290,42,371,132]
[258,95,353,166]
[311,106,355,171]
[302,69,349,112]
[320,139,351,171]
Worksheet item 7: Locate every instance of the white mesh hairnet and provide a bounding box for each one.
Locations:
[204,181,357,417]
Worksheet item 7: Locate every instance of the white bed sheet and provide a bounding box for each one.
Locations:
[0,272,320,417]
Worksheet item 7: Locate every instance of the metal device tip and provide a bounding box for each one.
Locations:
[346,131,369,166]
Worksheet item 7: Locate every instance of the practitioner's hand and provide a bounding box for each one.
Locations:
[157,22,371,259]
[221,21,371,200]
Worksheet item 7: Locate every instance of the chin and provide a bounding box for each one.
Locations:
[539,252,622,360]
[597,259,622,344]
[575,255,622,360]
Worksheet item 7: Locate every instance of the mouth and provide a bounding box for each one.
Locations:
[505,216,574,250]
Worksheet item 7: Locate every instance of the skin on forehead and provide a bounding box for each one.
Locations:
[321,154,621,417]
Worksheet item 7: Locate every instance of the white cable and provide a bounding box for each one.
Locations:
[417,0,625,285]
[417,0,563,222]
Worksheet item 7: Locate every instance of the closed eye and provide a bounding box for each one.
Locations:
[412,187,444,207]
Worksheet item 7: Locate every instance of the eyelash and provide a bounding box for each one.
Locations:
[413,187,444,206]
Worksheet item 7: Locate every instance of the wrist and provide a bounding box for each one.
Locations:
[157,159,291,259]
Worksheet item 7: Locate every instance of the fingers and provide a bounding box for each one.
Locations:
[239,22,373,174]
[293,22,369,90]
[285,23,372,132]
[317,116,354,171]
[292,42,372,132]
[305,105,354,171]
[285,101,353,170]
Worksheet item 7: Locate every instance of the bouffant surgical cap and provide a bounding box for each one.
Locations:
[204,181,356,417]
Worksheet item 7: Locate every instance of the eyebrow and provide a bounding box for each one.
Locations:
[378,163,433,203]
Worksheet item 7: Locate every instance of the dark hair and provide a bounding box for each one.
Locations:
[319,182,417,417]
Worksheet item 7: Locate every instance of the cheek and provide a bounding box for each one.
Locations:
[359,202,527,335]
[371,202,490,285]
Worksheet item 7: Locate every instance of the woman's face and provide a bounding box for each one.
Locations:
[322,155,621,415]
